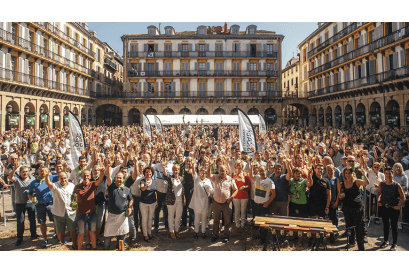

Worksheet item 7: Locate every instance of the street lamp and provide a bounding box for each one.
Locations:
[53,107,56,114]
[64,109,67,115]
[25,106,30,114]
[6,104,12,114]
[40,106,44,114]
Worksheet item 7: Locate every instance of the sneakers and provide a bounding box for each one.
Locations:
[390,244,397,251]
[380,241,389,249]
[398,222,402,230]
[211,236,218,242]
[31,234,41,240]
[40,240,48,248]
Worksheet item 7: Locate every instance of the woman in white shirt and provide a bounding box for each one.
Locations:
[365,162,385,222]
[189,164,213,239]
[163,164,185,239]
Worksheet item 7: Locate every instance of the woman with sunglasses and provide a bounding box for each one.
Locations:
[377,166,406,251]
[341,166,369,250]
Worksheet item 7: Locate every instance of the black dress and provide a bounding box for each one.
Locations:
[342,180,365,251]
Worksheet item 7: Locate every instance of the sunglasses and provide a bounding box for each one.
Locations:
[348,160,355,163]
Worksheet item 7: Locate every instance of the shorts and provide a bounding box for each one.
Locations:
[76,211,97,235]
[308,203,326,218]
[54,212,76,234]
[36,203,54,224]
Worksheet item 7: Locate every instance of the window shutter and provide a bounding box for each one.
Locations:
[362,62,366,78]
[257,62,261,71]
[161,82,164,92]
[138,62,141,72]
[172,82,176,91]
[155,82,158,92]
[195,43,198,51]
[189,43,192,51]
[178,43,181,52]
[6,22,11,33]
[143,82,147,92]
[263,44,266,52]
[25,59,29,75]
[246,44,250,52]
[206,44,209,51]
[275,61,278,71]
[138,82,141,91]
[5,53,11,70]
[155,62,159,71]
[369,60,375,75]
[258,82,261,91]
[40,64,43,78]
[0,52,3,69]
[155,43,158,51]
[246,82,249,91]
[143,62,146,71]
[144,44,147,52]
[126,62,130,71]
[195,62,198,71]
[206,62,210,70]
[48,67,52,80]
[393,52,398,70]
[392,22,397,32]
[246,62,250,71]
[275,82,279,91]
[18,57,23,72]
[400,50,405,68]
[263,82,266,91]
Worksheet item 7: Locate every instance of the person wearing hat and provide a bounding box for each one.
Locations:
[337,155,348,174]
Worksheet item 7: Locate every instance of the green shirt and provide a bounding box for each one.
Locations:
[30,142,38,154]
[289,178,308,205]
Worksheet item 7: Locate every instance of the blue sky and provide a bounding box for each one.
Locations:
[86,22,318,68]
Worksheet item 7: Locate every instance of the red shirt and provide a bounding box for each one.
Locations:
[75,181,97,215]
[232,174,250,199]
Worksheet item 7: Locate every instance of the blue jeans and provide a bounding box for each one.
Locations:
[128,211,137,242]
[103,235,125,250]
[16,203,36,238]
[253,203,270,243]
[76,211,97,235]
[154,192,168,229]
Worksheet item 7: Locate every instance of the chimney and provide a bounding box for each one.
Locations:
[82,22,89,30]
[224,22,227,33]
[159,23,161,34]
[89,30,97,38]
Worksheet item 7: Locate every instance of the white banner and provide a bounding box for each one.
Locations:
[143,114,152,138]
[146,114,260,125]
[154,115,165,141]
[238,109,256,156]
[258,114,266,133]
[69,111,85,168]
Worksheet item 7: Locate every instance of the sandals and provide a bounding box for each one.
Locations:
[202,233,207,239]
[194,233,199,239]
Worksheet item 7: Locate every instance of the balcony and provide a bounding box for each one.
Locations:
[0,67,91,97]
[308,25,409,78]
[127,51,278,59]
[104,58,117,70]
[0,27,92,76]
[127,70,278,78]
[94,90,283,99]
[104,77,112,84]
[308,65,409,98]
[307,22,369,59]
[32,22,96,58]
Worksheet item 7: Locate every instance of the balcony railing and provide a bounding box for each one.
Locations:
[104,58,117,70]
[308,65,409,98]
[127,70,278,78]
[308,25,409,78]
[0,27,92,76]
[95,90,283,99]
[104,77,112,84]
[0,67,91,97]
[307,22,369,58]
[33,22,96,58]
[127,51,278,58]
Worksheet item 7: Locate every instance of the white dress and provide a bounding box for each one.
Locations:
[189,174,213,215]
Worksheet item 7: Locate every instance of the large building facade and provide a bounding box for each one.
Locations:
[0,22,122,132]
[95,24,284,126]
[298,22,409,129]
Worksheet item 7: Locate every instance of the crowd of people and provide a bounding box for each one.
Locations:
[0,120,408,251]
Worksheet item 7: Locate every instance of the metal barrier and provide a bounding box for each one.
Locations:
[365,186,409,229]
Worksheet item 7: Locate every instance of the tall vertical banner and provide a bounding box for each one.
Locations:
[258,114,266,133]
[238,109,257,156]
[154,115,164,141]
[69,111,85,168]
[143,114,152,138]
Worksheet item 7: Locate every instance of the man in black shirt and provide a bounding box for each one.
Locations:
[181,156,195,228]
[308,163,331,219]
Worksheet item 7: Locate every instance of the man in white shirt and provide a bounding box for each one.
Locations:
[69,156,91,185]
[44,171,76,247]
[249,164,276,245]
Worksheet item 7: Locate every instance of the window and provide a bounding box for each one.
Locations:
[165,29,172,35]
[149,29,155,35]
[343,22,347,29]
[216,81,223,97]
[164,62,171,76]
[333,25,338,35]
[325,32,328,41]
[182,44,189,57]
[215,62,223,76]
[249,28,255,34]
[198,28,205,35]
[148,82,154,93]
[267,44,273,57]
[131,82,137,93]
[29,31,33,43]
[250,82,257,96]
[181,82,188,97]
[181,62,188,76]
[250,63,257,76]
[164,44,171,57]
[164,82,172,97]
[28,62,33,75]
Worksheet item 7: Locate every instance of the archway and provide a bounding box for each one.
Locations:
[356,103,366,126]
[196,108,209,115]
[39,103,49,129]
[5,101,20,131]
[369,101,381,128]
[311,107,317,127]
[162,107,174,115]
[345,104,353,128]
[23,102,35,130]
[145,107,158,115]
[385,100,400,128]
[318,107,324,127]
[334,105,342,128]
[128,108,141,125]
[325,106,332,127]
[213,108,226,114]
[179,107,191,114]
[264,107,277,125]
[248,107,259,115]
[52,105,61,129]
[96,104,123,126]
